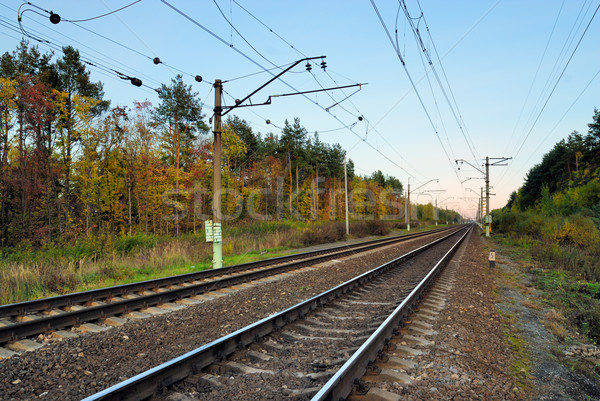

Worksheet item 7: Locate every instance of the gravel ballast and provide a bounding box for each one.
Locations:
[0,232,447,400]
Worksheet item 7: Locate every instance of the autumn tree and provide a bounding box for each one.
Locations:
[0,77,17,244]
[279,118,308,218]
[54,46,107,237]
[128,100,160,234]
[153,75,207,235]
[98,107,128,236]
[225,115,259,173]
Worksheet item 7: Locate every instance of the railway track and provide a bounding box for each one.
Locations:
[0,226,458,347]
[83,224,471,401]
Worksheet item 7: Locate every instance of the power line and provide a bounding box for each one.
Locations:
[503,0,566,157]
[0,19,26,41]
[511,1,600,161]
[225,0,365,119]
[21,0,142,24]
[231,0,307,59]
[227,1,388,133]
[400,0,478,165]
[18,0,210,87]
[12,3,163,84]
[415,0,480,163]
[411,28,458,164]
[368,0,501,137]
[5,12,160,95]
[160,0,267,73]
[520,0,594,141]
[98,0,203,85]
[212,0,279,69]
[223,62,301,83]
[496,1,598,188]
[497,64,600,188]
[370,0,459,181]
[226,0,416,179]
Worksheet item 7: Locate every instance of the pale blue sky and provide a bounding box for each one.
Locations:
[1,0,599,219]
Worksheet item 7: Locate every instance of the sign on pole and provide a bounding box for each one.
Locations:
[205,220,214,242]
[213,223,222,242]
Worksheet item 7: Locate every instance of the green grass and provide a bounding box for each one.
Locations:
[532,268,600,342]
[492,234,600,343]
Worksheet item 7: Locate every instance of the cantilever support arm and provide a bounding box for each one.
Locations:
[222,56,324,116]
[223,83,366,113]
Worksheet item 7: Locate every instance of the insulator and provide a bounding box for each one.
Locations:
[235,99,241,105]
[305,62,312,72]
[320,60,327,70]
[358,116,363,121]
[153,57,161,65]
[195,75,203,83]
[49,12,61,24]
[130,78,142,87]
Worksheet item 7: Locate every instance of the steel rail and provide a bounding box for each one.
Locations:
[311,224,472,401]
[82,226,468,401]
[0,226,454,320]
[0,226,462,343]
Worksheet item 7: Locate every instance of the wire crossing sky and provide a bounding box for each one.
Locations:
[1,0,599,219]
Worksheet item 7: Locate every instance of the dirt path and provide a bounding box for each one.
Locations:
[489,237,600,400]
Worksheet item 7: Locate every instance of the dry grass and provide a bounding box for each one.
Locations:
[1,237,221,304]
[544,309,568,341]
[521,298,542,310]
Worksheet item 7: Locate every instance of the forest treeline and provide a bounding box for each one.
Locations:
[0,41,457,248]
[495,108,600,248]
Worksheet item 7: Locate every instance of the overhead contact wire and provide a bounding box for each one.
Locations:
[401,0,476,165]
[370,0,458,181]
[512,1,600,161]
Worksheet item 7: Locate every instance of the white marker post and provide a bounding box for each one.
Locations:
[489,249,496,268]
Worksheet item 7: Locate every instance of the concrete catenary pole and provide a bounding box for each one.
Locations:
[212,80,223,268]
[406,181,411,231]
[344,157,349,236]
[480,187,484,229]
[485,156,490,237]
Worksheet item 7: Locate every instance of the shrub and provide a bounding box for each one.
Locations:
[362,220,388,236]
[114,234,157,254]
[350,220,395,238]
[574,281,600,299]
[492,209,519,233]
[300,222,346,246]
[514,212,544,237]
[541,214,599,249]
[571,299,600,342]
